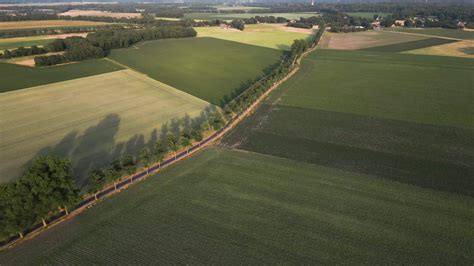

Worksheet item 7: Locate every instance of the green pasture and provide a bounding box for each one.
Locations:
[362,37,457,52]
[184,12,319,20]
[0,38,54,51]
[195,24,311,50]
[345,12,391,19]
[0,70,211,184]
[0,147,472,264]
[0,59,123,93]
[108,37,282,106]
[384,27,474,40]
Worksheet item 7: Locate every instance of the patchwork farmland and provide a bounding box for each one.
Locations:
[0,1,473,264]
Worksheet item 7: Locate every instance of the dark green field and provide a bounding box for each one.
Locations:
[224,49,474,196]
[362,38,457,52]
[384,27,474,40]
[108,37,282,106]
[0,59,123,93]
[1,147,472,264]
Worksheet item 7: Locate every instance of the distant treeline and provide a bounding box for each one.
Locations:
[0,45,48,59]
[287,13,370,33]
[0,25,123,38]
[242,16,288,24]
[34,26,196,66]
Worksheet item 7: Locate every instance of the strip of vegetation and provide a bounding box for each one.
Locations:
[0,24,325,245]
[0,45,47,59]
[0,25,122,38]
[34,26,196,66]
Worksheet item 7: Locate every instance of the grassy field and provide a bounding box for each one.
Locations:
[184,12,319,20]
[362,37,457,52]
[0,59,123,93]
[0,37,54,51]
[0,20,110,30]
[195,24,311,50]
[319,30,427,50]
[0,147,472,264]
[109,37,282,106]
[384,27,474,40]
[405,40,474,58]
[224,49,474,196]
[0,69,211,184]
[345,12,391,19]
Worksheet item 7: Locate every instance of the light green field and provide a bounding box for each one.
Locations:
[184,12,319,21]
[0,147,472,264]
[345,12,391,19]
[0,36,54,51]
[0,69,212,184]
[195,24,311,50]
[213,5,268,11]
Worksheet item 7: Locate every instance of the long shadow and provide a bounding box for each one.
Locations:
[32,105,215,188]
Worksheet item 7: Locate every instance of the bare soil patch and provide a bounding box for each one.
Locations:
[59,10,141,18]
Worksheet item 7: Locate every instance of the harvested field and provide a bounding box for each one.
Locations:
[0,69,212,184]
[224,49,474,196]
[59,10,142,18]
[319,30,427,50]
[0,59,122,93]
[405,40,474,58]
[362,38,457,52]
[195,24,311,50]
[0,147,472,264]
[109,37,282,106]
[0,20,109,30]
[384,27,474,40]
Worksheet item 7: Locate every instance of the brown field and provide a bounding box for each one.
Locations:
[0,20,110,30]
[319,30,427,50]
[59,10,142,18]
[405,40,474,58]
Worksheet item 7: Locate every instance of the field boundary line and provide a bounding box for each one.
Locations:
[0,31,324,251]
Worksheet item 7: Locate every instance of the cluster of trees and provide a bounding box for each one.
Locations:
[0,25,121,38]
[35,26,196,66]
[230,20,245,31]
[0,157,80,239]
[0,45,47,59]
[242,16,288,24]
[287,13,370,32]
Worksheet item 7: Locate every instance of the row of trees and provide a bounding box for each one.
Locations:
[35,26,196,66]
[0,45,47,59]
[0,25,121,38]
[1,157,80,239]
[242,16,288,24]
[287,13,370,32]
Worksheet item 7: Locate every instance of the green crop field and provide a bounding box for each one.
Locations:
[384,27,474,40]
[184,12,319,20]
[0,147,472,264]
[195,24,311,50]
[362,37,457,52]
[0,59,123,93]
[0,69,212,184]
[0,37,54,51]
[345,12,391,19]
[109,37,282,106]
[224,49,474,196]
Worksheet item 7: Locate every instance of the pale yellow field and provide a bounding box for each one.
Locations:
[404,40,474,58]
[319,30,427,50]
[196,24,312,50]
[59,10,142,18]
[0,20,109,30]
[0,70,212,184]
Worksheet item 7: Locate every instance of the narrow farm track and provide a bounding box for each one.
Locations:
[0,35,324,250]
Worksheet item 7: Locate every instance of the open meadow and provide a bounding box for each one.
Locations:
[224,49,474,196]
[0,37,54,51]
[0,147,471,264]
[405,40,474,58]
[0,20,110,30]
[384,27,474,40]
[0,59,122,93]
[0,69,212,184]
[195,24,312,50]
[109,37,282,106]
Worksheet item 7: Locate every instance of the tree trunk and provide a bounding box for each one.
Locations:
[19,231,24,239]
[42,218,47,228]
[114,182,117,191]
[158,162,161,169]
[64,207,69,215]
[130,176,134,183]
[94,193,98,201]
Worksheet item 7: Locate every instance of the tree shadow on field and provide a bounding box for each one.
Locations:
[31,104,216,188]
